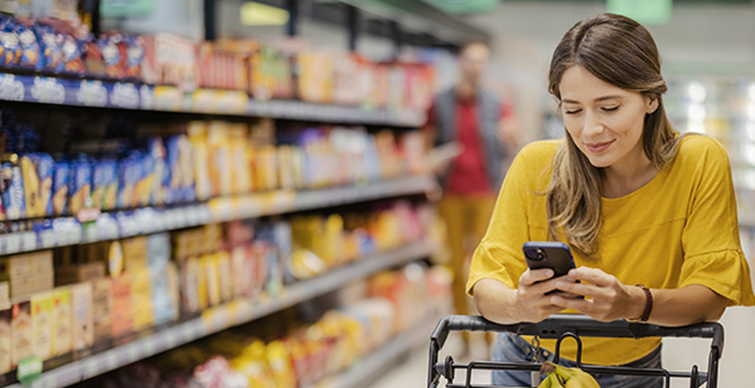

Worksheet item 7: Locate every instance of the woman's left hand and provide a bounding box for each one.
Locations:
[551,267,644,322]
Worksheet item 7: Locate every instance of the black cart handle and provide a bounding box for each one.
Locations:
[431,315,724,353]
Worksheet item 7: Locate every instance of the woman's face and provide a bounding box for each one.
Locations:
[559,65,658,169]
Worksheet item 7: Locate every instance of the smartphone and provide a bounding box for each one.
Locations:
[523,242,579,296]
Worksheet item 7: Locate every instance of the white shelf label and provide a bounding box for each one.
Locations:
[5,234,20,254]
[39,228,56,248]
[20,232,36,251]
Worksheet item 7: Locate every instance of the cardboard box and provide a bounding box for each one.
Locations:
[31,272,54,294]
[0,282,8,305]
[9,276,32,299]
[129,269,153,332]
[70,283,93,351]
[11,299,32,368]
[122,237,148,271]
[31,251,53,275]
[55,262,106,286]
[0,303,11,374]
[109,276,133,338]
[51,288,72,356]
[31,292,53,360]
[0,254,33,281]
[92,278,111,344]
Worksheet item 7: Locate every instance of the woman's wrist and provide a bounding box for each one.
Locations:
[626,285,650,321]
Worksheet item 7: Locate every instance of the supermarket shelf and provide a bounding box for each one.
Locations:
[0,175,435,256]
[0,73,425,127]
[741,211,755,229]
[7,240,436,388]
[317,303,447,388]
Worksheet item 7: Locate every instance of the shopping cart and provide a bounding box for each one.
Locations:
[428,315,723,388]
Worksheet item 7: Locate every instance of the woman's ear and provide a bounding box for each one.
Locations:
[647,97,659,114]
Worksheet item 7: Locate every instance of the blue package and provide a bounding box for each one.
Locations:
[2,163,26,220]
[149,138,166,206]
[52,161,70,215]
[16,23,43,71]
[34,22,64,73]
[92,160,118,211]
[69,159,92,215]
[118,153,140,209]
[30,153,54,216]
[0,17,19,68]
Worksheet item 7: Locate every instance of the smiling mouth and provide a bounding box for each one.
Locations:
[585,140,615,154]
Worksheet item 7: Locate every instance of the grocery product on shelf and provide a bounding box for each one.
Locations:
[71,263,452,388]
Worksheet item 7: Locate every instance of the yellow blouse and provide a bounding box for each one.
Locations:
[467,136,755,366]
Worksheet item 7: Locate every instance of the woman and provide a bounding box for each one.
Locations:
[467,13,755,388]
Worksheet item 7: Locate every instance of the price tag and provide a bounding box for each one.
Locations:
[30,77,65,104]
[164,330,176,349]
[16,356,43,385]
[82,222,98,243]
[77,80,108,107]
[106,352,119,371]
[39,228,56,248]
[20,232,36,251]
[110,83,140,109]
[0,74,25,101]
[84,358,99,378]
[5,234,20,254]
[174,210,188,229]
[127,345,140,363]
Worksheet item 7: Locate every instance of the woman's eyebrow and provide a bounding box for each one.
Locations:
[562,95,622,104]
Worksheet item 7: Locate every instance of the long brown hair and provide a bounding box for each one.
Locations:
[546,13,683,256]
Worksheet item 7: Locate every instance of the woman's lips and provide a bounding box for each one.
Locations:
[585,140,614,154]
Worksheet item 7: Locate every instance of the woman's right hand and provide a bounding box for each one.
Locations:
[514,268,575,322]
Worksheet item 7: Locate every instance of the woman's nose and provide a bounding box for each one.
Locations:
[583,112,605,137]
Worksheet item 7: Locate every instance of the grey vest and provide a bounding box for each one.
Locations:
[434,87,507,190]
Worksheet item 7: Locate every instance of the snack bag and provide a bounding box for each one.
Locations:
[16,22,42,70]
[120,35,145,80]
[34,22,64,73]
[92,160,114,211]
[99,34,124,79]
[188,122,211,201]
[148,138,166,205]
[61,34,85,75]
[207,121,232,197]
[33,153,54,216]
[68,158,92,215]
[117,154,139,209]
[0,17,20,67]
[102,160,118,210]
[2,162,25,219]
[52,160,70,215]
[20,155,42,217]
[135,152,154,207]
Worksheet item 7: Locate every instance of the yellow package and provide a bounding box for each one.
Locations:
[130,269,154,332]
[229,124,252,195]
[277,146,295,190]
[188,122,212,201]
[207,121,233,197]
[202,254,221,307]
[253,145,278,191]
[216,251,232,303]
[232,339,276,387]
[20,155,43,218]
[51,287,72,356]
[31,292,53,360]
[297,51,334,103]
[267,340,296,388]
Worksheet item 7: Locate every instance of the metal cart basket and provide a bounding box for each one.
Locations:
[428,315,724,388]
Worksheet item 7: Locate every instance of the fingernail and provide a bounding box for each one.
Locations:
[556,281,565,288]
[546,270,554,277]
[566,277,574,282]
[569,269,577,276]
[551,296,561,304]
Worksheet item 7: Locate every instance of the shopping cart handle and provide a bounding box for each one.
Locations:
[430,315,723,354]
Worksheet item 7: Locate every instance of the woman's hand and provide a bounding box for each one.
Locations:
[515,268,579,322]
[552,267,645,322]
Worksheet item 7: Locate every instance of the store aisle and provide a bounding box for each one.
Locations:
[370,307,755,388]
[370,332,493,388]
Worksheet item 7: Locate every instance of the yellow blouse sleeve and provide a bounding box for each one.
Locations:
[466,143,548,295]
[678,139,755,306]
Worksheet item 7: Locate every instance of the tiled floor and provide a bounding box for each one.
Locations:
[369,307,755,388]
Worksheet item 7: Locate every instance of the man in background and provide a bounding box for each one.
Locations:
[424,41,516,355]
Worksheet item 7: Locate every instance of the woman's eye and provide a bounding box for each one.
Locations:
[565,109,582,115]
[602,106,619,112]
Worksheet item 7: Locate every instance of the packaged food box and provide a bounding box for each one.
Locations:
[109,276,133,338]
[31,292,53,360]
[51,287,71,356]
[0,303,10,374]
[92,278,111,344]
[70,282,93,351]
[11,299,32,368]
